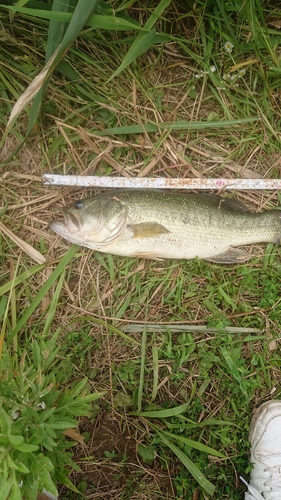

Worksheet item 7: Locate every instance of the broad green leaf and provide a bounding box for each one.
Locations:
[0,407,12,434]
[13,443,39,452]
[40,408,56,423]
[7,481,22,500]
[41,474,58,499]
[0,476,13,500]
[8,435,24,446]
[143,0,171,31]
[0,435,9,445]
[7,454,20,470]
[56,469,81,493]
[10,460,30,474]
[69,377,89,398]
[46,421,78,429]
[137,443,156,463]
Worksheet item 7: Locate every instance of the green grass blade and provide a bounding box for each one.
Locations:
[65,316,140,346]
[215,0,236,40]
[42,268,65,337]
[220,346,247,397]
[95,117,258,136]
[159,429,225,458]
[46,0,77,62]
[28,0,100,126]
[130,401,190,418]
[137,325,147,413]
[55,0,120,45]
[2,6,141,31]
[142,0,171,31]
[13,0,30,7]
[87,15,140,30]
[108,29,157,81]
[151,338,158,402]
[108,0,172,80]
[156,430,216,496]
[8,245,77,344]
[0,264,46,297]
[93,117,259,136]
[218,285,236,311]
[0,297,7,321]
[3,0,100,149]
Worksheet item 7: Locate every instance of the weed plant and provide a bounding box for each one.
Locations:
[0,248,105,499]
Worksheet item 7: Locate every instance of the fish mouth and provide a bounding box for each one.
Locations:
[61,208,83,231]
[49,209,83,234]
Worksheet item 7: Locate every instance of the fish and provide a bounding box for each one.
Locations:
[49,190,281,263]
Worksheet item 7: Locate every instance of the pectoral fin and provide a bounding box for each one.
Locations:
[205,247,252,264]
[128,222,170,238]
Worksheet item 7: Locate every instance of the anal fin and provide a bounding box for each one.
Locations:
[130,251,164,261]
[205,247,252,264]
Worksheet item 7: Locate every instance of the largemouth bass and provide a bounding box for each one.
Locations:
[49,190,281,263]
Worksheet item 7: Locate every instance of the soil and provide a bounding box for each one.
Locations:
[59,413,174,499]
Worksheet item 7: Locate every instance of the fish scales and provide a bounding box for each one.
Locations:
[49,190,281,263]
[113,192,279,259]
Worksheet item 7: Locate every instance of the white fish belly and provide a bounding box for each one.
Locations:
[94,222,272,260]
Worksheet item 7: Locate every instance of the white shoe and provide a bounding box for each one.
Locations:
[242,400,281,500]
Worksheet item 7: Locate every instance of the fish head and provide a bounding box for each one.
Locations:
[49,194,128,249]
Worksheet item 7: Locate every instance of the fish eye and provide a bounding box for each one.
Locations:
[74,201,84,210]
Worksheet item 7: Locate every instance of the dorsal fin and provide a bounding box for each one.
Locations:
[220,197,250,212]
[197,193,250,212]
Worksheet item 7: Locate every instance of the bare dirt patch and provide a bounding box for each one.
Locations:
[61,413,174,499]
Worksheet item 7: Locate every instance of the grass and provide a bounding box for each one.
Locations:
[1,0,281,498]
